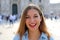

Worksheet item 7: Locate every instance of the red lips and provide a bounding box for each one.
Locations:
[29,24,36,28]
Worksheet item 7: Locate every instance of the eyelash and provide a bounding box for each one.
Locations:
[34,16,38,18]
[26,16,38,19]
[26,16,30,19]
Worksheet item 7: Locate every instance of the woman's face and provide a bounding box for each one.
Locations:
[25,9,42,31]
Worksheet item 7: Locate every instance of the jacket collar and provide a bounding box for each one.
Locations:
[22,31,48,40]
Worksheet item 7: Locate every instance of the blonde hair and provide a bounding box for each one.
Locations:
[17,4,50,40]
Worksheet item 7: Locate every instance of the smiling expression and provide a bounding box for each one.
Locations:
[25,9,42,31]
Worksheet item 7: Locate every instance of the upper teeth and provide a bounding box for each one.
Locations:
[30,24,35,26]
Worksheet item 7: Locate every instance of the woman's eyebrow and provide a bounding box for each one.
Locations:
[34,14,38,16]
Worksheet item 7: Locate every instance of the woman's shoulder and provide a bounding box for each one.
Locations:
[49,36,54,40]
[13,33,28,40]
[13,34,20,40]
[13,32,54,40]
[40,32,54,40]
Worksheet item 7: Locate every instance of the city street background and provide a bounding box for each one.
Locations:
[0,18,60,40]
[0,0,60,40]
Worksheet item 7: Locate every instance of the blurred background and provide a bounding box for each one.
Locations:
[0,0,60,40]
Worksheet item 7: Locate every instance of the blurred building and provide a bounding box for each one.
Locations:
[0,0,60,17]
[49,3,60,18]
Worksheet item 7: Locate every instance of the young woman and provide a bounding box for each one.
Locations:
[13,4,54,40]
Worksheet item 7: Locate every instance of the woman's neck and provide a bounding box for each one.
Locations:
[28,29,40,40]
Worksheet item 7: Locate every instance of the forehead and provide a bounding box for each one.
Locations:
[27,9,39,15]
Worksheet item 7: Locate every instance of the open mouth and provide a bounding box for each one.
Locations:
[29,24,36,28]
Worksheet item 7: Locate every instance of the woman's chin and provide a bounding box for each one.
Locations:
[29,27,38,31]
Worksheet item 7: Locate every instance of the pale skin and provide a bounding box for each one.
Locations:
[25,9,42,40]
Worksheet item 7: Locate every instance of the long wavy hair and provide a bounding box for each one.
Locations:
[17,4,50,40]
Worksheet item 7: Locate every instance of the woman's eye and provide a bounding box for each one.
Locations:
[26,16,30,19]
[34,16,38,18]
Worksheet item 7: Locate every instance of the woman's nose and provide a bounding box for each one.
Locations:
[30,18,35,23]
